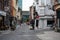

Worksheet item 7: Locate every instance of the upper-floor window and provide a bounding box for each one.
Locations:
[41,0,45,5]
[4,0,9,6]
[35,0,39,4]
[35,0,38,2]
[40,9,45,14]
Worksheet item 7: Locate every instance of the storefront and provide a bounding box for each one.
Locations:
[0,11,7,30]
[53,4,60,31]
[38,16,53,29]
[56,8,60,28]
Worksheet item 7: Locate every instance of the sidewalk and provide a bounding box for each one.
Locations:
[0,24,22,36]
[36,30,60,40]
[0,30,11,36]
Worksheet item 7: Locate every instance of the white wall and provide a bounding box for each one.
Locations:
[39,0,41,6]
[34,0,54,29]
[44,20,47,29]
[38,19,47,29]
[46,0,51,5]
[35,0,54,16]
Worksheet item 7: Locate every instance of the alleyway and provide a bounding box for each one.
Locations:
[0,23,60,40]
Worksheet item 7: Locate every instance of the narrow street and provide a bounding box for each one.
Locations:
[0,23,60,40]
[0,0,60,40]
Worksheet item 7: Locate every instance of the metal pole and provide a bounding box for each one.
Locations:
[58,19,59,28]
[34,15,36,29]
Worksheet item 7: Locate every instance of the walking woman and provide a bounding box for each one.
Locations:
[34,12,39,28]
[30,19,35,30]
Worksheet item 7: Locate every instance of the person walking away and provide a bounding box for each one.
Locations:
[30,19,35,30]
[34,12,39,29]
[36,19,39,29]
[20,20,22,26]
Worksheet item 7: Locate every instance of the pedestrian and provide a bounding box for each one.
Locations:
[11,18,16,30]
[20,20,22,26]
[36,19,39,28]
[34,12,39,29]
[30,19,35,30]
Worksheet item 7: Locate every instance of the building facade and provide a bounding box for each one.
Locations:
[30,6,35,20]
[0,0,18,30]
[0,0,11,11]
[0,0,4,11]
[0,0,11,30]
[16,8,22,20]
[33,0,55,29]
[10,0,18,17]
[18,0,22,9]
[53,0,60,31]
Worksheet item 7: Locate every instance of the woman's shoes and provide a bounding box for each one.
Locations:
[30,28,34,30]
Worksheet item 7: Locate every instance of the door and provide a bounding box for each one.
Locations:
[56,8,60,28]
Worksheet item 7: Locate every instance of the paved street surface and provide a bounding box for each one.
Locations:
[0,23,60,40]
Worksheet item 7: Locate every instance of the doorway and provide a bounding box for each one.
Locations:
[56,8,60,28]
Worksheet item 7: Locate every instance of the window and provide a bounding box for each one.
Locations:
[40,9,44,14]
[0,3,1,10]
[4,0,9,6]
[41,0,45,5]
[35,0,38,2]
[35,0,39,4]
[0,2,3,10]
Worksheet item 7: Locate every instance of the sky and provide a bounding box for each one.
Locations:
[22,0,34,11]
[18,0,51,11]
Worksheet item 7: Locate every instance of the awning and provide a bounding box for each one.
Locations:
[0,11,6,16]
[52,3,60,11]
[39,16,53,20]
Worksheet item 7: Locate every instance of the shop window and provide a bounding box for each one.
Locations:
[47,20,54,27]
[41,0,45,5]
